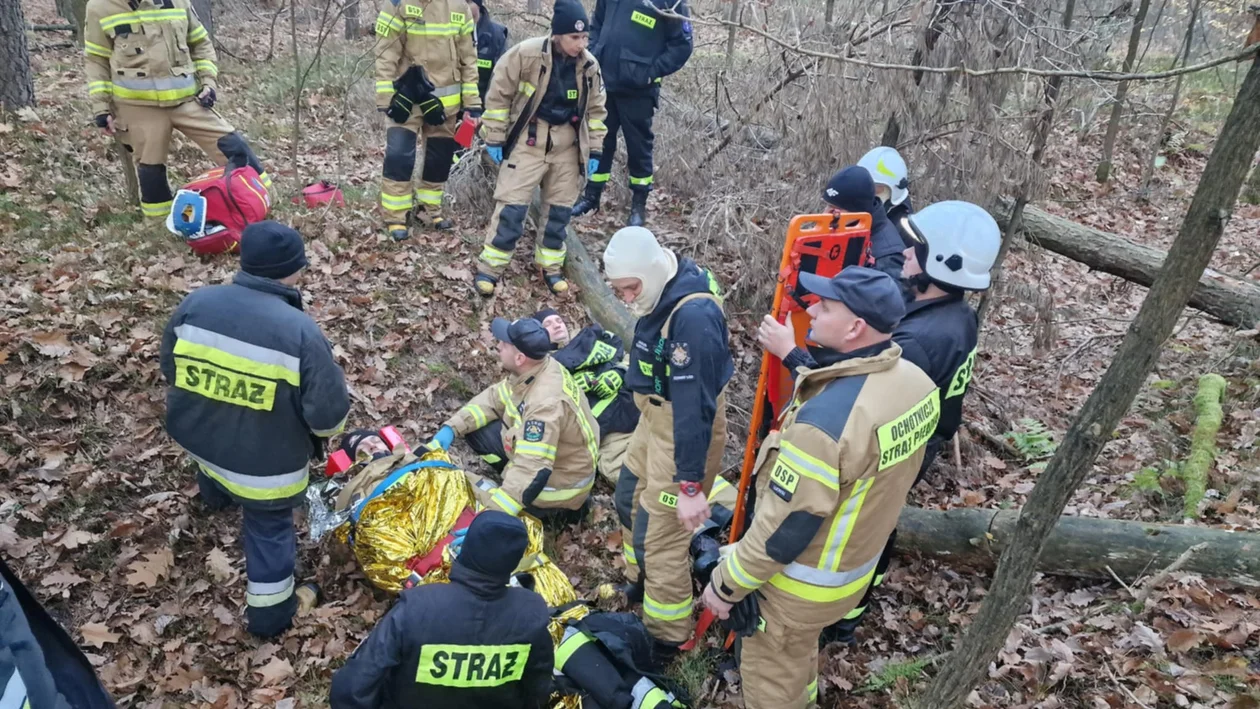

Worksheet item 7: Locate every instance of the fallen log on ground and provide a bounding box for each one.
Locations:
[993,202,1260,329]
[895,506,1260,586]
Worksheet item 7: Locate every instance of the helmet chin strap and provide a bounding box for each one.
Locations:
[905,273,934,294]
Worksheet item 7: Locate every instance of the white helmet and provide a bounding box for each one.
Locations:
[857,146,910,207]
[906,201,1000,291]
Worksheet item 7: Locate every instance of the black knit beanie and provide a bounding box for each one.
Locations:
[533,307,561,324]
[551,0,589,35]
[240,221,308,280]
[455,511,529,582]
[822,166,878,213]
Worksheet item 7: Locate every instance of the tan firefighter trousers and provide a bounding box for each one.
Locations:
[379,109,459,224]
[620,390,728,645]
[114,101,237,218]
[477,121,581,280]
[739,600,823,709]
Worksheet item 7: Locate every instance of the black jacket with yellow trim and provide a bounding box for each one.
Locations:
[329,563,554,709]
[159,271,350,509]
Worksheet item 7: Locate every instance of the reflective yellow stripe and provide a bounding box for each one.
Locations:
[843,605,865,620]
[311,414,347,437]
[554,628,593,671]
[778,441,839,490]
[482,108,508,121]
[630,10,657,28]
[497,382,521,427]
[84,41,111,58]
[374,11,404,35]
[141,200,173,217]
[461,20,475,34]
[406,23,462,36]
[88,81,113,96]
[259,172,273,189]
[380,192,412,210]
[461,82,478,95]
[642,593,691,622]
[589,172,611,183]
[587,119,606,131]
[101,8,186,30]
[821,478,873,571]
[629,175,654,186]
[491,488,523,516]
[807,678,819,703]
[946,347,977,398]
[193,59,218,76]
[533,474,595,502]
[623,541,637,565]
[416,644,531,687]
[197,461,308,502]
[477,58,493,69]
[111,83,198,102]
[519,82,536,97]
[375,80,395,94]
[767,566,873,603]
[876,389,940,471]
[514,441,557,461]
[724,550,764,590]
[188,25,208,43]
[173,333,301,386]
[479,244,512,267]
[712,475,733,493]
[563,372,600,464]
[414,188,443,206]
[246,576,294,608]
[535,245,566,267]
[464,404,489,429]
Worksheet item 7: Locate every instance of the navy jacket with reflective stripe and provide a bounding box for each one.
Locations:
[159,272,350,508]
[475,13,508,99]
[589,0,693,94]
[893,294,977,445]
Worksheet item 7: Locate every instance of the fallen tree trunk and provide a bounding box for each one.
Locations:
[993,201,1260,329]
[564,230,634,345]
[895,506,1260,586]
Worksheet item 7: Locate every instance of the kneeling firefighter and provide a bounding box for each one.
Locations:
[553,611,686,708]
[84,0,269,220]
[473,0,609,296]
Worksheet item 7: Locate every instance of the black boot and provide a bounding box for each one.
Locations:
[690,533,721,584]
[572,182,603,217]
[628,189,648,227]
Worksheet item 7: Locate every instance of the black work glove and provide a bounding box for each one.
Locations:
[386,92,414,124]
[94,113,111,129]
[719,591,762,638]
[418,96,446,126]
[464,107,482,120]
[198,87,217,109]
[309,433,328,463]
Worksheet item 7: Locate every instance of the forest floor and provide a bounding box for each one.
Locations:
[2,1,1258,707]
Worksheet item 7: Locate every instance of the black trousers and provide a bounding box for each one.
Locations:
[589,90,658,191]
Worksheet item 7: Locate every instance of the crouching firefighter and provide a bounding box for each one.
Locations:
[429,317,601,524]
[474,0,609,296]
[374,0,480,239]
[703,268,939,709]
[85,0,270,220]
[159,222,350,638]
[602,226,733,657]
[330,511,555,709]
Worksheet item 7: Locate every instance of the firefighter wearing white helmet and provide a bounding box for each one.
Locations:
[760,200,1000,645]
[857,146,914,243]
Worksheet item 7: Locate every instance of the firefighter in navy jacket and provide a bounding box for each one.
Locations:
[602,226,733,651]
[470,0,508,100]
[329,511,554,709]
[159,221,350,638]
[571,0,693,226]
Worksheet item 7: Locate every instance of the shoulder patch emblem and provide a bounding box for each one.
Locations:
[769,461,799,502]
[523,419,545,442]
[404,3,422,16]
[669,342,691,368]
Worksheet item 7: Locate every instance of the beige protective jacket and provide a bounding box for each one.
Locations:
[479,36,608,162]
[83,0,217,116]
[444,356,601,514]
[709,343,939,629]
[372,0,480,112]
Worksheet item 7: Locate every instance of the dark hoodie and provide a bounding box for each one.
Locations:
[624,258,733,483]
[822,166,906,283]
[475,6,509,100]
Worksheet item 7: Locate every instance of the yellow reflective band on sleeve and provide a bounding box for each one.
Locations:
[193,59,218,76]
[777,441,839,490]
[519,81,536,97]
[642,593,692,622]
[482,108,508,121]
[479,244,512,267]
[477,58,493,69]
[461,20,475,34]
[438,93,461,107]
[767,566,873,603]
[589,172,611,183]
[725,551,764,590]
[375,80,395,94]
[513,441,557,461]
[462,82,478,95]
[172,332,301,387]
[876,389,940,471]
[88,81,113,96]
[380,191,413,211]
[491,488,524,516]
[587,118,606,131]
[415,644,531,687]
[554,630,593,671]
[464,404,489,429]
[311,414,347,438]
[946,347,977,398]
[174,356,277,411]
[84,41,112,58]
[629,175,654,186]
[820,478,872,571]
[140,199,173,217]
[188,24,208,43]
[630,10,657,28]
[375,12,404,35]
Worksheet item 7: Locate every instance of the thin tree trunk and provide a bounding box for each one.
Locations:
[290,0,301,180]
[916,53,1260,709]
[343,0,359,39]
[527,0,541,13]
[0,0,35,111]
[1096,0,1151,183]
[1139,0,1201,195]
[1244,159,1260,205]
[114,138,140,206]
[54,0,87,44]
[824,0,836,29]
[724,0,740,70]
[880,0,953,147]
[191,0,213,40]
[976,0,1077,325]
